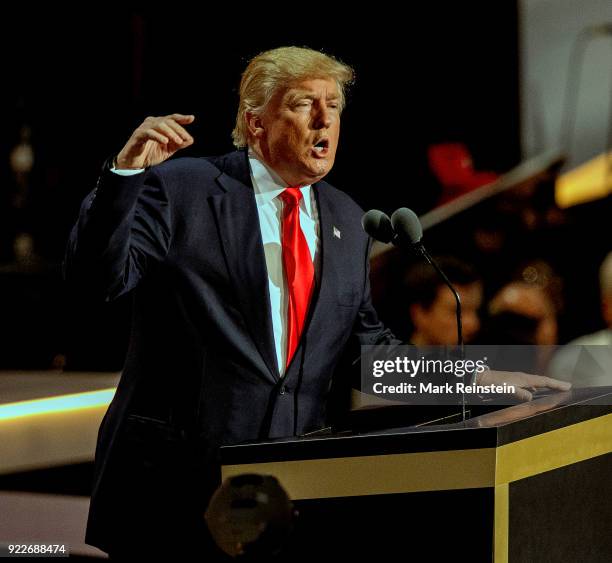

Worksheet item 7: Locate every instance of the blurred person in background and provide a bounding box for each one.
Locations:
[402,257,483,345]
[483,281,558,346]
[548,251,612,387]
[480,279,558,375]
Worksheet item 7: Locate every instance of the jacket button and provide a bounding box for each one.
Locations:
[279,385,287,395]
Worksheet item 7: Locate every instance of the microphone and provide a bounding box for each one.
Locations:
[362,207,426,249]
[361,209,394,244]
[389,207,423,247]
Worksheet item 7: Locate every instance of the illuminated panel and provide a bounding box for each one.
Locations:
[0,389,116,421]
[0,388,116,475]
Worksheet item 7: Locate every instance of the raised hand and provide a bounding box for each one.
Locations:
[115,114,195,169]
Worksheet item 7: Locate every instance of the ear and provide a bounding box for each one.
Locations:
[246,111,265,139]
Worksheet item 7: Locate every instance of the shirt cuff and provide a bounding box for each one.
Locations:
[111,167,145,176]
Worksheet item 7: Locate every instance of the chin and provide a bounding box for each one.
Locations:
[306,171,329,184]
[305,161,332,181]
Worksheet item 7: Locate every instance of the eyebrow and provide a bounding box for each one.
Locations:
[286,90,340,102]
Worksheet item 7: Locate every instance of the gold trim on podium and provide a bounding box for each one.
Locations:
[222,413,612,562]
[223,448,496,500]
[495,412,612,485]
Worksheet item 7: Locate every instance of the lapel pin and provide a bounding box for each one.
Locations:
[333,226,341,239]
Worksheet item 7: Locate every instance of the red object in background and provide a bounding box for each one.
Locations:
[428,142,499,205]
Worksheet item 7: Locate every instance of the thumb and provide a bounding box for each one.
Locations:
[515,387,533,402]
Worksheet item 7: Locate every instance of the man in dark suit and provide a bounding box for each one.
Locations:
[64,46,569,558]
[64,46,397,558]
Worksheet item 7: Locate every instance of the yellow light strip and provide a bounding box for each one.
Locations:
[0,388,116,421]
[494,483,509,563]
[495,412,612,485]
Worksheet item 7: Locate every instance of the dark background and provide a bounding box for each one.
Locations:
[6,4,604,371]
[3,4,521,260]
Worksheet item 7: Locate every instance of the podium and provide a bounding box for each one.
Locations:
[220,388,612,561]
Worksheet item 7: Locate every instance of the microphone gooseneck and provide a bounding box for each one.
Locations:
[363,206,468,420]
[389,208,463,348]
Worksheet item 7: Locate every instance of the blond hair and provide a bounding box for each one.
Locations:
[232,46,354,148]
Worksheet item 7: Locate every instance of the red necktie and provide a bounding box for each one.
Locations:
[279,187,315,370]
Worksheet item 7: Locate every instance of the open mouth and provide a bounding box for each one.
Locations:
[312,138,329,154]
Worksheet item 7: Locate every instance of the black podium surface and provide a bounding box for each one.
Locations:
[220,388,612,562]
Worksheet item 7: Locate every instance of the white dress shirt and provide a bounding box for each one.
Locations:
[248,149,320,375]
[112,150,321,376]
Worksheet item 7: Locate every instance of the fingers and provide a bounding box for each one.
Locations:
[137,114,196,146]
[170,113,195,124]
[478,370,571,403]
[526,375,572,391]
[118,113,195,169]
[489,370,572,391]
[136,127,169,145]
[164,119,194,145]
[157,122,187,146]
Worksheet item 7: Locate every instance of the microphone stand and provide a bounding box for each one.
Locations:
[411,243,467,421]
[412,243,464,350]
[364,208,468,420]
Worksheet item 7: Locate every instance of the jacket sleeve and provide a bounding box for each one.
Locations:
[62,158,173,302]
[351,236,403,347]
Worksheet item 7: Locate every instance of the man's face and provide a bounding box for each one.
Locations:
[253,78,341,186]
[412,283,483,345]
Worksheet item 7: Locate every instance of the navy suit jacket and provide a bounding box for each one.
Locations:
[63,149,397,552]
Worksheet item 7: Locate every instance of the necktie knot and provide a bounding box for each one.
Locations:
[280,187,303,207]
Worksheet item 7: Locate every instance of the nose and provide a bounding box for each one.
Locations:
[313,103,332,129]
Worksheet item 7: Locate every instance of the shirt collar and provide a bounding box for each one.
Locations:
[248,147,313,218]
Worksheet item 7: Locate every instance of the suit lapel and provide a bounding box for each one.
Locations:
[207,152,349,383]
[209,151,280,382]
[309,181,341,325]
